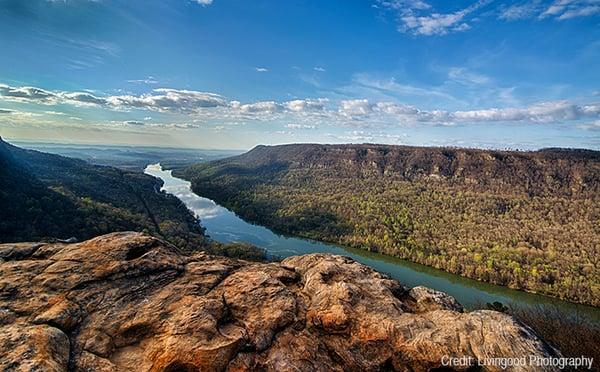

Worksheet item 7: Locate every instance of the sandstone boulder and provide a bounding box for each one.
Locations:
[0,232,559,371]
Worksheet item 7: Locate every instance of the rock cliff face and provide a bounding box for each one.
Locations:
[0,232,558,371]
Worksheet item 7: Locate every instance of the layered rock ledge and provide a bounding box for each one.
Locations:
[0,232,558,371]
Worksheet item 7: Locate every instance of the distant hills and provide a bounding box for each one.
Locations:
[13,141,242,171]
[179,143,600,306]
[185,143,600,196]
[0,137,206,250]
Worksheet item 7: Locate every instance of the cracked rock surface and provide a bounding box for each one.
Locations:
[0,232,559,371]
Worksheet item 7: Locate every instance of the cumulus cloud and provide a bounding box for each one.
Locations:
[314,66,326,72]
[1,82,599,129]
[228,99,329,117]
[194,0,213,5]
[0,83,229,113]
[62,92,108,106]
[255,67,269,72]
[339,99,374,118]
[0,84,107,107]
[337,99,600,126]
[0,84,57,103]
[233,101,283,114]
[285,98,328,112]
[106,89,227,112]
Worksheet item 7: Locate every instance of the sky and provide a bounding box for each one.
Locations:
[0,0,599,150]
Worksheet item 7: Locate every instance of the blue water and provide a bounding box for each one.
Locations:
[145,163,600,322]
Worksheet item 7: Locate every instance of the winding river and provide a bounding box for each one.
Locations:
[145,163,600,323]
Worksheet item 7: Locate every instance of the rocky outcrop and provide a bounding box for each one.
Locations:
[0,232,559,371]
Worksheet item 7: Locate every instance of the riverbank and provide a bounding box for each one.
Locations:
[145,163,600,324]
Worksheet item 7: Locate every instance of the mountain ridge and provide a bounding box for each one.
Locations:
[202,143,600,197]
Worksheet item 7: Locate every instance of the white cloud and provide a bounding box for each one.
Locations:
[558,5,600,19]
[337,98,600,126]
[0,84,57,104]
[106,89,227,112]
[62,92,107,106]
[377,0,489,36]
[0,83,228,113]
[377,0,600,35]
[577,119,600,130]
[255,67,269,72]
[0,84,109,107]
[2,82,599,129]
[448,67,491,85]
[44,110,68,116]
[285,98,328,112]
[285,123,317,129]
[499,3,541,20]
[346,74,462,104]
[194,0,213,6]
[234,101,283,114]
[339,99,373,118]
[127,76,158,85]
[314,66,326,72]
[541,0,600,20]
[375,0,431,11]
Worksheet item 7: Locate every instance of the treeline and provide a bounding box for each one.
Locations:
[179,143,600,306]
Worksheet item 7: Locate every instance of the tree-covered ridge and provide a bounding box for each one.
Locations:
[179,143,600,306]
[0,137,207,251]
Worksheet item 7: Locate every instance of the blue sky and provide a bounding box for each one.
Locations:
[0,0,599,150]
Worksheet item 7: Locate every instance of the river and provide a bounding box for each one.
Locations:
[145,163,600,323]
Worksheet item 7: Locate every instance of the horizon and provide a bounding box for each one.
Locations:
[4,136,599,154]
[1,0,599,150]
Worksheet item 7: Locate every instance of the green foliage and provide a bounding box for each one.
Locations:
[0,139,207,252]
[486,301,509,313]
[207,241,267,261]
[180,144,600,306]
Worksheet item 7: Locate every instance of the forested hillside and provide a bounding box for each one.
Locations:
[179,143,600,306]
[0,137,206,250]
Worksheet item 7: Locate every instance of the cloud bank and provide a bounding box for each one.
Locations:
[1,83,599,129]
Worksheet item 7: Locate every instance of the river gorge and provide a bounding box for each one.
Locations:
[145,163,600,323]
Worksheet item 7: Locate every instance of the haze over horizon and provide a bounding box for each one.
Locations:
[1,0,599,150]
